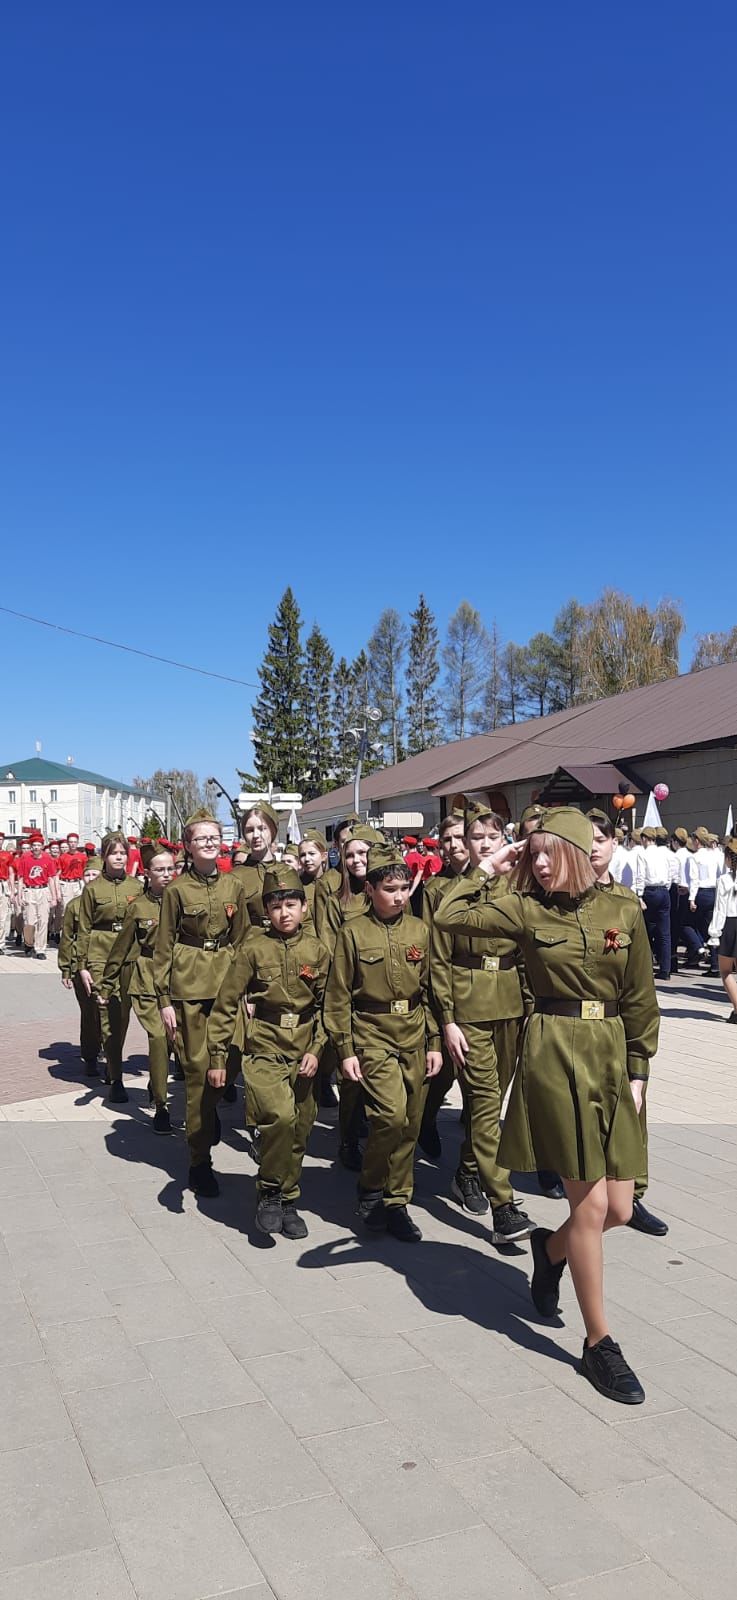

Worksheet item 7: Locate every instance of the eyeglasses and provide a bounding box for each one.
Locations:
[190,835,220,846]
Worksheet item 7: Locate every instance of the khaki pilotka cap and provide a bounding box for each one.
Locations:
[586,807,609,826]
[367,842,406,874]
[351,825,385,847]
[520,803,546,826]
[262,864,304,897]
[464,799,494,830]
[693,827,710,844]
[673,828,689,845]
[84,855,103,872]
[532,806,594,856]
[302,829,328,851]
[656,827,669,842]
[140,840,173,870]
[243,801,279,836]
[101,830,128,856]
[642,828,658,841]
[184,806,219,830]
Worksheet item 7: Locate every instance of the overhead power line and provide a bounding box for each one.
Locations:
[0,606,257,689]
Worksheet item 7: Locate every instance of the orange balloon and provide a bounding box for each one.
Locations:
[621,794,636,810]
[612,795,625,811]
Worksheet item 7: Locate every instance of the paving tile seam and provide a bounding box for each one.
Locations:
[380,1521,486,1556]
[547,1556,658,1592]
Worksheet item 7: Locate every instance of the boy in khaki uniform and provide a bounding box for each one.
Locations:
[207,864,330,1239]
[154,808,248,1196]
[324,842,442,1242]
[58,856,103,1071]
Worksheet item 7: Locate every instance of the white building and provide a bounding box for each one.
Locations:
[0,758,165,843]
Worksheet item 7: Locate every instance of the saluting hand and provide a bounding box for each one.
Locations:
[479,842,523,878]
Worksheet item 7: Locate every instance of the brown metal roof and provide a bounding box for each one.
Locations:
[300,662,737,816]
[550,764,644,795]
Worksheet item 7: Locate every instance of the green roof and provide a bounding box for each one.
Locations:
[0,757,158,799]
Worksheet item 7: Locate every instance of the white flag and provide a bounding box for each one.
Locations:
[727,805,734,836]
[642,792,662,829]
[286,807,302,844]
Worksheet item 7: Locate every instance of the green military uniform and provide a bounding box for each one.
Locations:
[596,876,651,1200]
[76,867,143,1081]
[421,863,472,1148]
[431,865,528,1206]
[324,850,440,1209]
[58,885,102,1069]
[99,888,170,1107]
[208,874,329,1203]
[435,818,659,1182]
[153,855,247,1165]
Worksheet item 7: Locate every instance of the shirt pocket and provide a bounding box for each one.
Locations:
[531,930,568,948]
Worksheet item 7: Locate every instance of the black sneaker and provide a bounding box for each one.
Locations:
[108,1080,128,1104]
[357,1187,385,1223]
[727,1011,737,1024]
[338,1140,363,1171]
[189,1160,219,1198]
[152,1105,173,1135]
[450,1168,490,1216]
[34,952,47,961]
[222,1082,238,1104]
[581,1336,645,1404]
[256,1190,284,1234]
[627,1198,669,1237]
[492,1203,535,1243]
[530,1226,566,1316]
[417,1116,442,1161]
[384,1205,422,1242]
[281,1203,309,1240]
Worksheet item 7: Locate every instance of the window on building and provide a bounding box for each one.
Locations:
[29,790,36,802]
[28,818,37,829]
[50,819,57,834]
[7,790,15,804]
[50,789,57,802]
[8,820,15,835]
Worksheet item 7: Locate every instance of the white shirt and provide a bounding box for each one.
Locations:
[617,843,644,890]
[709,870,737,941]
[610,844,629,884]
[635,844,674,896]
[693,846,720,890]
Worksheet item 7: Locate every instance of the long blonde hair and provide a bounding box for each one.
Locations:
[514,832,596,897]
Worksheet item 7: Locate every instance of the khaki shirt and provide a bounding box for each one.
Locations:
[99,889,164,999]
[434,877,659,1081]
[58,897,80,979]
[208,925,330,1066]
[430,868,527,1026]
[324,906,440,1061]
[76,873,144,978]
[317,887,370,957]
[153,865,248,1005]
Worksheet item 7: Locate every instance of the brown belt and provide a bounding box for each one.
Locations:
[357,994,420,1017]
[452,951,516,973]
[178,930,230,951]
[534,998,619,1020]
[253,1001,316,1028]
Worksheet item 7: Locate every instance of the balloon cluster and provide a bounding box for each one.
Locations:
[612,793,635,811]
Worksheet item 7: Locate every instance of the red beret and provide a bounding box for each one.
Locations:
[127,836,138,845]
[402,835,417,846]
[422,837,437,849]
[67,832,79,840]
[84,842,96,852]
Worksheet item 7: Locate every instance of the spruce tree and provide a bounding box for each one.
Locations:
[331,657,356,786]
[368,608,407,766]
[302,623,335,799]
[251,588,307,790]
[442,601,488,739]
[406,594,442,754]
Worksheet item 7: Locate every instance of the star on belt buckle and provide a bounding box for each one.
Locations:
[481,955,500,972]
[111,920,123,933]
[390,999,409,1015]
[280,1011,300,1028]
[580,1000,605,1020]
[203,938,217,951]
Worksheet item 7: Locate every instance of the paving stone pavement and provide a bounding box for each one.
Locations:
[0,958,736,1599]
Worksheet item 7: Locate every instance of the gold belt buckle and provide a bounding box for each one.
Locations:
[390,999,409,1015]
[581,1000,605,1020]
[111,921,123,933]
[481,955,500,972]
[280,1011,299,1028]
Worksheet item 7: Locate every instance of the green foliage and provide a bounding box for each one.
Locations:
[442,601,488,739]
[407,595,442,754]
[132,769,205,840]
[691,627,737,671]
[368,608,407,766]
[303,623,335,798]
[251,589,307,790]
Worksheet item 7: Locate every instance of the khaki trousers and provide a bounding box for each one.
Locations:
[73,974,102,1064]
[61,880,83,911]
[0,881,11,944]
[247,1051,318,1201]
[457,1019,514,1207]
[174,998,229,1165]
[23,886,51,953]
[360,1044,428,1208]
[131,993,170,1106]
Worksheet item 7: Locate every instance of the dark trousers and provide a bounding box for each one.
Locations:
[643,885,671,976]
[669,883,682,972]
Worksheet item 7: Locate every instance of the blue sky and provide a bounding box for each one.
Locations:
[1,1,735,793]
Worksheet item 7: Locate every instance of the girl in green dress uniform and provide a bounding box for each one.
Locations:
[76,832,143,1102]
[99,843,177,1133]
[435,807,659,1406]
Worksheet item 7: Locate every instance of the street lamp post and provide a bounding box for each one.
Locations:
[347,707,383,817]
[206,777,242,837]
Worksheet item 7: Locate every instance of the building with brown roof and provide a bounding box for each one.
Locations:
[299,662,737,835]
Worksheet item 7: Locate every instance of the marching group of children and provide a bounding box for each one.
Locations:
[16,793,688,1407]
